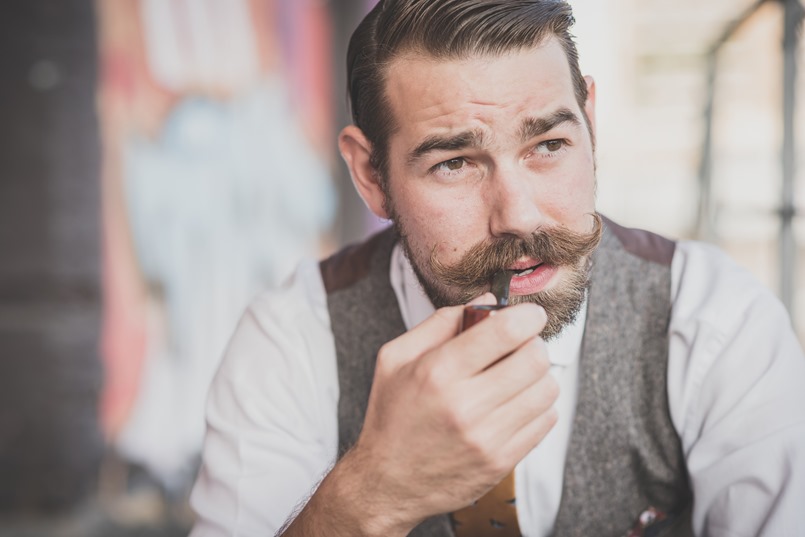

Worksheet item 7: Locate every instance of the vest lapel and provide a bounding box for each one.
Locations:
[322,228,455,536]
[553,220,691,537]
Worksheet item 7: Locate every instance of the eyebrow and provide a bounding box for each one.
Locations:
[406,107,583,166]
[408,129,486,166]
[518,108,581,142]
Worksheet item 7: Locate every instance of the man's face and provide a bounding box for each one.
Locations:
[379,40,600,338]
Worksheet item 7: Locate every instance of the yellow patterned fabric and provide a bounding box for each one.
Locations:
[451,472,521,537]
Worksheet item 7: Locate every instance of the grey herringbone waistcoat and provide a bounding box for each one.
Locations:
[320,218,692,537]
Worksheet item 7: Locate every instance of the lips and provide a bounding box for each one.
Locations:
[506,259,557,295]
[508,258,542,274]
[512,264,541,277]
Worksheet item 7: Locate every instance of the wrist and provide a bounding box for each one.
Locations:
[282,446,417,537]
[321,447,417,537]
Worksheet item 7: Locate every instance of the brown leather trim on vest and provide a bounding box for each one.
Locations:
[603,215,675,266]
[320,226,397,294]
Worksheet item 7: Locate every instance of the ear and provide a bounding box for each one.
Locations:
[338,125,389,219]
[583,75,597,137]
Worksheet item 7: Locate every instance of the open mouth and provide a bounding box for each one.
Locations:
[513,263,543,277]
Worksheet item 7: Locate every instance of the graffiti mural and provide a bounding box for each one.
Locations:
[97,0,336,491]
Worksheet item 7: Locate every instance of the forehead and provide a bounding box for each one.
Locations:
[383,39,577,145]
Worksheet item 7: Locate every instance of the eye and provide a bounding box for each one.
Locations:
[438,158,466,171]
[428,156,480,182]
[537,139,566,154]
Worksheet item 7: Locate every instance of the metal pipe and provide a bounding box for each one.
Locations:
[696,0,770,240]
[708,0,771,54]
[779,0,803,315]
[696,54,717,241]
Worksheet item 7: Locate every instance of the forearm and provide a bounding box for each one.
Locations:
[278,448,414,537]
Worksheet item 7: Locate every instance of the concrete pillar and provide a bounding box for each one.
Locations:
[0,0,102,513]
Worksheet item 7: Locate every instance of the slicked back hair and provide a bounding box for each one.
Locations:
[346,0,588,180]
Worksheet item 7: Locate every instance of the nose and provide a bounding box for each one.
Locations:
[486,168,544,239]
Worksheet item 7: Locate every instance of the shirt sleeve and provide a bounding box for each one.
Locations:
[668,241,805,537]
[188,260,340,537]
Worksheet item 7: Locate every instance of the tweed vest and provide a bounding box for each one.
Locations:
[319,218,693,537]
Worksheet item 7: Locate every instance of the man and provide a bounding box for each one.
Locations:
[189,1,805,536]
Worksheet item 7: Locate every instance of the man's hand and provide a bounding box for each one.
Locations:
[282,295,558,536]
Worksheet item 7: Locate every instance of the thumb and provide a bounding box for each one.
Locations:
[386,303,466,366]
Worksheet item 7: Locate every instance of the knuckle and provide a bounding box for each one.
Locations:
[376,341,394,360]
[533,305,548,329]
[375,343,396,373]
[529,408,559,447]
[486,456,509,479]
[498,304,544,343]
[497,312,525,343]
[533,336,549,356]
[418,357,449,391]
[412,359,433,388]
[530,346,551,376]
[544,406,559,428]
[463,430,499,471]
[446,402,474,434]
[545,375,559,402]
[518,303,546,329]
[542,374,560,403]
[516,340,549,383]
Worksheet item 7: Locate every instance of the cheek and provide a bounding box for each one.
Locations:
[394,188,483,259]
[551,151,595,211]
[539,165,597,227]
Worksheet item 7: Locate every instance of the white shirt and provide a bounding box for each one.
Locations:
[189,239,805,537]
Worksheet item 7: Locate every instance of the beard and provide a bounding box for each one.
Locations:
[392,212,603,341]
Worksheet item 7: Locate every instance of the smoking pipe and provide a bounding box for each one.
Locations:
[460,270,514,331]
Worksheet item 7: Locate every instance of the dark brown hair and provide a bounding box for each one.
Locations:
[346,0,588,179]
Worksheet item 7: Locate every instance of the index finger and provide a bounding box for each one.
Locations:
[379,303,466,368]
[442,303,547,376]
[385,292,499,364]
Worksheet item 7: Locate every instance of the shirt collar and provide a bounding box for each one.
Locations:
[389,242,586,368]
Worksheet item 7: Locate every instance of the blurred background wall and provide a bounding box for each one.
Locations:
[96,0,336,496]
[0,0,802,536]
[578,0,805,332]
